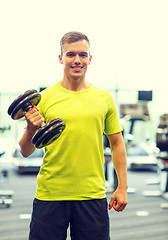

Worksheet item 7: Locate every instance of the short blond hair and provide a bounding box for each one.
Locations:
[60,31,90,55]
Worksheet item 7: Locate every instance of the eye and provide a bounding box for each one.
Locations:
[79,52,88,58]
[66,52,75,57]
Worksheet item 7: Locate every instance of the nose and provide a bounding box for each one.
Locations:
[74,54,81,64]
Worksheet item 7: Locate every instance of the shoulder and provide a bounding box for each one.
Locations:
[91,85,113,97]
[91,85,115,104]
[37,83,59,111]
[40,83,59,97]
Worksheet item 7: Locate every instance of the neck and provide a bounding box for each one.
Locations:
[59,76,90,91]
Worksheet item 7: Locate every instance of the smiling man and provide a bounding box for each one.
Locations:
[19,31,128,240]
[59,35,92,90]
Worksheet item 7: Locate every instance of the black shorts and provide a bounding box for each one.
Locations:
[29,198,110,240]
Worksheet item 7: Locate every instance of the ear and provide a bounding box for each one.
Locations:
[59,55,63,64]
[88,55,92,64]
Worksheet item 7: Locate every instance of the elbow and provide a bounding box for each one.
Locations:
[19,132,36,158]
[20,148,29,158]
[19,141,27,158]
[19,141,34,158]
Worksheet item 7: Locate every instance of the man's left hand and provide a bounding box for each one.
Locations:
[108,187,128,212]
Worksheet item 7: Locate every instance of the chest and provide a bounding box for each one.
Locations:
[42,94,108,126]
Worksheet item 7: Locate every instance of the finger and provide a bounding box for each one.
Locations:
[108,198,115,210]
[33,105,39,111]
[114,202,127,212]
[25,112,44,129]
[26,106,39,114]
[25,107,41,119]
[113,201,120,211]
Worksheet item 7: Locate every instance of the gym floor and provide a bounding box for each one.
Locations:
[0,167,168,240]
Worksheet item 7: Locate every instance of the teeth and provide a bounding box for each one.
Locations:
[71,66,83,69]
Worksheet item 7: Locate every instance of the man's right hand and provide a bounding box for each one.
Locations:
[25,106,44,134]
[19,106,44,158]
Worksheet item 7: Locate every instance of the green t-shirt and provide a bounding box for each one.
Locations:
[35,82,122,201]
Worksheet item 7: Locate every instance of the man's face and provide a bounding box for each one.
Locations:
[59,40,92,80]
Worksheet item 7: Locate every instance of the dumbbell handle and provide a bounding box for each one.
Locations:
[22,102,35,112]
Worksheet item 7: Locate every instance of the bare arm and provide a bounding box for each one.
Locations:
[107,132,128,212]
[19,106,44,157]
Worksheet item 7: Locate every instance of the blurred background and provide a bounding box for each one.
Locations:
[0,0,168,144]
[0,0,168,240]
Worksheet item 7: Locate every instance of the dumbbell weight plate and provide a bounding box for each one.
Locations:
[34,122,65,148]
[8,90,38,116]
[8,89,66,148]
[10,92,41,120]
[34,129,62,149]
[32,118,64,144]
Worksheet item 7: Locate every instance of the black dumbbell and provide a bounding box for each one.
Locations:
[7,89,65,148]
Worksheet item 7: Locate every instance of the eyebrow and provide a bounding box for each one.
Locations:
[66,51,88,55]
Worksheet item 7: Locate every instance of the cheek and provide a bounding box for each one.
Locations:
[66,59,74,66]
[82,59,89,66]
[84,61,90,68]
[63,60,72,69]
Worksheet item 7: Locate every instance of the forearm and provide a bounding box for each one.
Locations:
[19,126,36,157]
[108,133,128,189]
[108,133,128,211]
[111,140,128,190]
[19,106,44,157]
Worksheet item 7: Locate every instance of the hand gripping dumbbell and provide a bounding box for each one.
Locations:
[7,89,65,148]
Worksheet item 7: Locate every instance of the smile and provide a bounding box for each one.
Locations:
[71,66,84,69]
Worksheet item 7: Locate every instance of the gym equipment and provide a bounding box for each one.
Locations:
[8,90,65,148]
[156,114,168,194]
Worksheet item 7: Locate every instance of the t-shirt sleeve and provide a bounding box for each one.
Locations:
[104,94,122,135]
